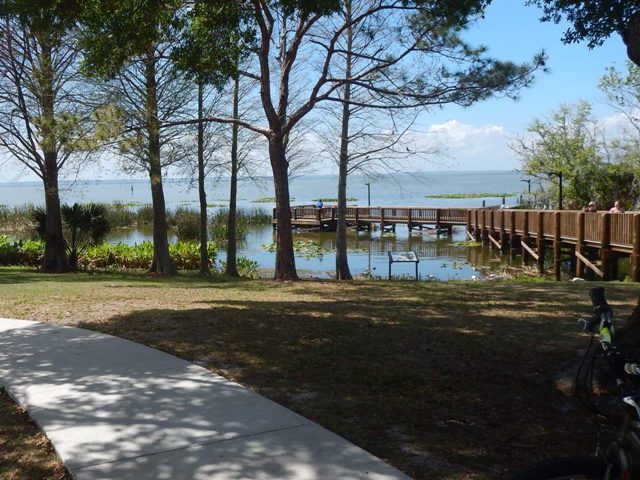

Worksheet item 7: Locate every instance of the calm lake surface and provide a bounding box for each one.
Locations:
[0,171,529,280]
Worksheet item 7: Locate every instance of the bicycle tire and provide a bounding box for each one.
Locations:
[507,456,608,480]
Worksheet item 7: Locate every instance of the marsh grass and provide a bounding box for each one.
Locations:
[1,268,639,479]
[0,205,36,233]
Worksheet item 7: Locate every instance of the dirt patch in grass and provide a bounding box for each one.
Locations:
[0,389,71,480]
[1,269,639,479]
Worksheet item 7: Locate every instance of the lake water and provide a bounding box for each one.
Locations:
[0,171,529,280]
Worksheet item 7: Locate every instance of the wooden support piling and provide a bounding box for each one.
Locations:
[536,212,545,274]
[553,211,561,281]
[576,211,585,278]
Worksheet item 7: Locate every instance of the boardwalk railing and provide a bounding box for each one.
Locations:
[276,205,640,281]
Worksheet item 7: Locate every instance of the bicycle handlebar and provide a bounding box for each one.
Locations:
[580,288,640,383]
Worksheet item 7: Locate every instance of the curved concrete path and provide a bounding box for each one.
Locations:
[0,318,410,480]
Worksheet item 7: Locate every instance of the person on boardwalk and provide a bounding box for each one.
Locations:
[609,200,625,213]
[584,201,597,212]
[315,200,323,208]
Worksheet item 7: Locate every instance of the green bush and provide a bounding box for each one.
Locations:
[81,241,217,271]
[172,207,200,241]
[135,205,154,226]
[104,202,138,227]
[0,235,44,266]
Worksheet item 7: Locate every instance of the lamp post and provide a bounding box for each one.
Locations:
[546,171,563,210]
[365,182,371,206]
[520,178,531,194]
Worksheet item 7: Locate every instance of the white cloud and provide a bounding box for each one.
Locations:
[413,120,515,171]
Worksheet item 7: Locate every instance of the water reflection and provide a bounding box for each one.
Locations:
[71,224,518,281]
[214,225,513,281]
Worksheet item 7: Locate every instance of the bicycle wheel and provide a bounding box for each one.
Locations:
[507,456,608,480]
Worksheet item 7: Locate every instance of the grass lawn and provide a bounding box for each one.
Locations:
[1,267,639,479]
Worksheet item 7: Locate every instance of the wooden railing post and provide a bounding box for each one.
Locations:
[575,211,585,278]
[600,213,611,281]
[536,211,545,274]
[435,209,441,230]
[554,211,562,280]
[475,209,480,240]
[521,211,530,265]
[509,210,516,259]
[466,210,472,239]
[632,214,640,281]
[380,208,385,231]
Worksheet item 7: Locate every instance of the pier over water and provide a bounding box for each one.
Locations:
[275,205,640,281]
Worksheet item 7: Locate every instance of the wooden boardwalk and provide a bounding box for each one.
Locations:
[276,205,640,281]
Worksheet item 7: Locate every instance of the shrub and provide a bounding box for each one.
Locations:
[172,207,200,241]
[80,241,217,271]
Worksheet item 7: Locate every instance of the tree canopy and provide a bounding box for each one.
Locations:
[527,0,640,66]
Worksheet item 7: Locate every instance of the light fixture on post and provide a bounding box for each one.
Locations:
[545,171,563,210]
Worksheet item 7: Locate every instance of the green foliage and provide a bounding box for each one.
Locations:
[82,241,217,271]
[210,207,271,226]
[135,205,155,225]
[209,207,270,241]
[262,240,328,259]
[104,202,140,227]
[172,206,200,241]
[252,197,295,203]
[59,203,111,269]
[0,235,44,266]
[0,205,37,232]
[221,256,259,278]
[527,0,640,49]
[511,101,628,209]
[210,222,248,242]
[29,208,47,240]
[312,197,357,202]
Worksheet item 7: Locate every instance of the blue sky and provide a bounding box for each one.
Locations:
[416,0,631,171]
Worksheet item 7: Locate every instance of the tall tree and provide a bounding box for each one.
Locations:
[312,0,546,279]
[78,1,195,275]
[511,101,640,209]
[0,4,92,272]
[186,0,546,280]
[528,1,640,66]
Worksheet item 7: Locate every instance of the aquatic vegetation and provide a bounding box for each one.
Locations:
[262,240,329,259]
[312,197,357,202]
[425,192,516,199]
[252,197,295,203]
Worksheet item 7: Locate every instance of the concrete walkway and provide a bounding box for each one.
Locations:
[0,318,410,480]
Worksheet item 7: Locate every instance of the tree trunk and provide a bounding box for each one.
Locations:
[39,35,70,273]
[197,81,211,277]
[269,136,297,280]
[145,47,176,275]
[335,0,353,280]
[42,166,70,272]
[225,73,240,277]
[623,12,640,68]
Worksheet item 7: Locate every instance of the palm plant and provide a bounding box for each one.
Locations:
[31,203,111,270]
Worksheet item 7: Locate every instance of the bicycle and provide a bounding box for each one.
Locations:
[508,287,640,480]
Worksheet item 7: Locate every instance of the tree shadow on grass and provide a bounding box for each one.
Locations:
[74,285,630,479]
[0,322,402,480]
